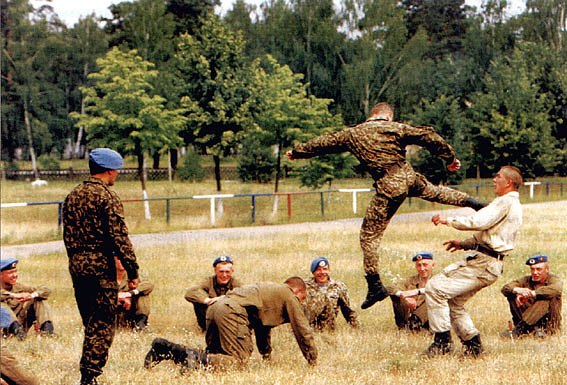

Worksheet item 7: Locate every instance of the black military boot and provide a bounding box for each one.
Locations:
[5,321,27,340]
[407,314,424,332]
[144,338,179,368]
[465,197,487,211]
[134,314,148,332]
[424,331,453,358]
[361,273,389,309]
[39,321,54,336]
[144,338,205,369]
[79,369,99,385]
[462,334,483,357]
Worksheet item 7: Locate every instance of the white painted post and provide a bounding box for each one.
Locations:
[194,194,235,225]
[524,181,541,200]
[338,189,372,214]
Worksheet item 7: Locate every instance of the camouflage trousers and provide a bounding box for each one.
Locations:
[361,172,470,274]
[72,276,117,378]
[506,296,562,335]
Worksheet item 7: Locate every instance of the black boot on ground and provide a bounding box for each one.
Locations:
[462,334,483,357]
[79,369,99,385]
[424,331,453,358]
[144,338,205,370]
[4,321,26,340]
[361,273,389,309]
[465,197,488,211]
[39,320,54,336]
[134,315,148,332]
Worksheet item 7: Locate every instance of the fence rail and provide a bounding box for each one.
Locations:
[2,182,565,230]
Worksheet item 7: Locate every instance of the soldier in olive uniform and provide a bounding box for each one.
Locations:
[304,257,359,331]
[144,277,317,371]
[0,258,54,338]
[0,307,39,385]
[501,254,562,338]
[184,256,241,332]
[287,102,485,310]
[62,148,140,385]
[387,252,435,331]
[115,257,153,331]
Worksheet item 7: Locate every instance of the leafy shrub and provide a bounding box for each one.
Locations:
[237,136,276,183]
[177,148,206,181]
[38,155,60,170]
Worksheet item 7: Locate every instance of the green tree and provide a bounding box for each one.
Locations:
[299,153,357,189]
[174,14,251,192]
[71,47,185,215]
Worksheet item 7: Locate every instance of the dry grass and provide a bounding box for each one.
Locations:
[1,203,566,384]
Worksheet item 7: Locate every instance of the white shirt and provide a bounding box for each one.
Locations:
[447,191,522,253]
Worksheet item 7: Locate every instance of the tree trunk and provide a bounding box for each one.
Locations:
[137,150,151,220]
[272,143,282,216]
[213,154,223,218]
[23,99,39,180]
[152,151,160,169]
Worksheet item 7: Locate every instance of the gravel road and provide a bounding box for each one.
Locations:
[2,201,565,259]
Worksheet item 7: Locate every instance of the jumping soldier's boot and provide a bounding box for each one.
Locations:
[424,331,453,358]
[462,334,484,358]
[465,197,488,211]
[134,314,148,332]
[39,320,55,336]
[361,273,389,309]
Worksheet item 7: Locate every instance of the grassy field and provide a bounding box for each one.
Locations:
[1,177,566,245]
[1,202,566,385]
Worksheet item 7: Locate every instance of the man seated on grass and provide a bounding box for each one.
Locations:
[144,277,317,371]
[501,254,562,338]
[303,257,359,331]
[115,256,154,332]
[386,252,434,332]
[0,258,54,339]
[184,256,241,332]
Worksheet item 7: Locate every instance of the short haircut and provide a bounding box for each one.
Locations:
[369,102,394,119]
[284,276,306,292]
[500,165,523,190]
[89,160,112,175]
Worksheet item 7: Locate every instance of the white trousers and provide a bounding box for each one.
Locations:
[426,253,502,341]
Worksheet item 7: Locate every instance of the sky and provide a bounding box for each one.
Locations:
[31,0,527,27]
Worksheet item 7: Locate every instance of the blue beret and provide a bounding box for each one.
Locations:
[412,252,433,262]
[310,257,329,273]
[0,307,12,328]
[213,256,233,267]
[526,254,548,265]
[89,148,124,170]
[0,258,18,271]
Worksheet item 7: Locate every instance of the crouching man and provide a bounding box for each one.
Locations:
[501,254,562,338]
[144,277,317,370]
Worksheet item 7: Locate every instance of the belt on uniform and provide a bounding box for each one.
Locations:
[477,245,506,261]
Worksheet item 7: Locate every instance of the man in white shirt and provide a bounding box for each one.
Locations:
[424,166,523,358]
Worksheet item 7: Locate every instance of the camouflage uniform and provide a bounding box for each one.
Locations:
[386,275,429,330]
[303,278,359,331]
[291,119,471,275]
[501,274,563,335]
[116,276,154,329]
[0,282,52,331]
[62,176,139,380]
[205,283,317,367]
[184,276,241,331]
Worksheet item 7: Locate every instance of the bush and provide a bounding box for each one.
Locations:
[177,149,206,181]
[38,155,60,170]
[237,136,276,183]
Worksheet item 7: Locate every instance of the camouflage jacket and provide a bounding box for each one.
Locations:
[184,276,241,304]
[304,278,359,327]
[62,176,138,289]
[291,119,456,197]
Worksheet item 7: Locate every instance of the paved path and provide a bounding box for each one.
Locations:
[2,201,565,259]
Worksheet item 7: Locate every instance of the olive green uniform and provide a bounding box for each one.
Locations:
[184,276,241,331]
[205,283,317,366]
[387,274,429,330]
[62,176,139,380]
[116,277,153,329]
[0,282,52,332]
[291,119,471,274]
[303,278,359,331]
[501,273,562,334]
[0,346,39,385]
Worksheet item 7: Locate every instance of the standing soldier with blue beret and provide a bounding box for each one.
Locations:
[62,148,140,385]
[184,256,242,332]
[287,102,486,311]
[386,252,435,331]
[501,254,562,338]
[303,257,359,331]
